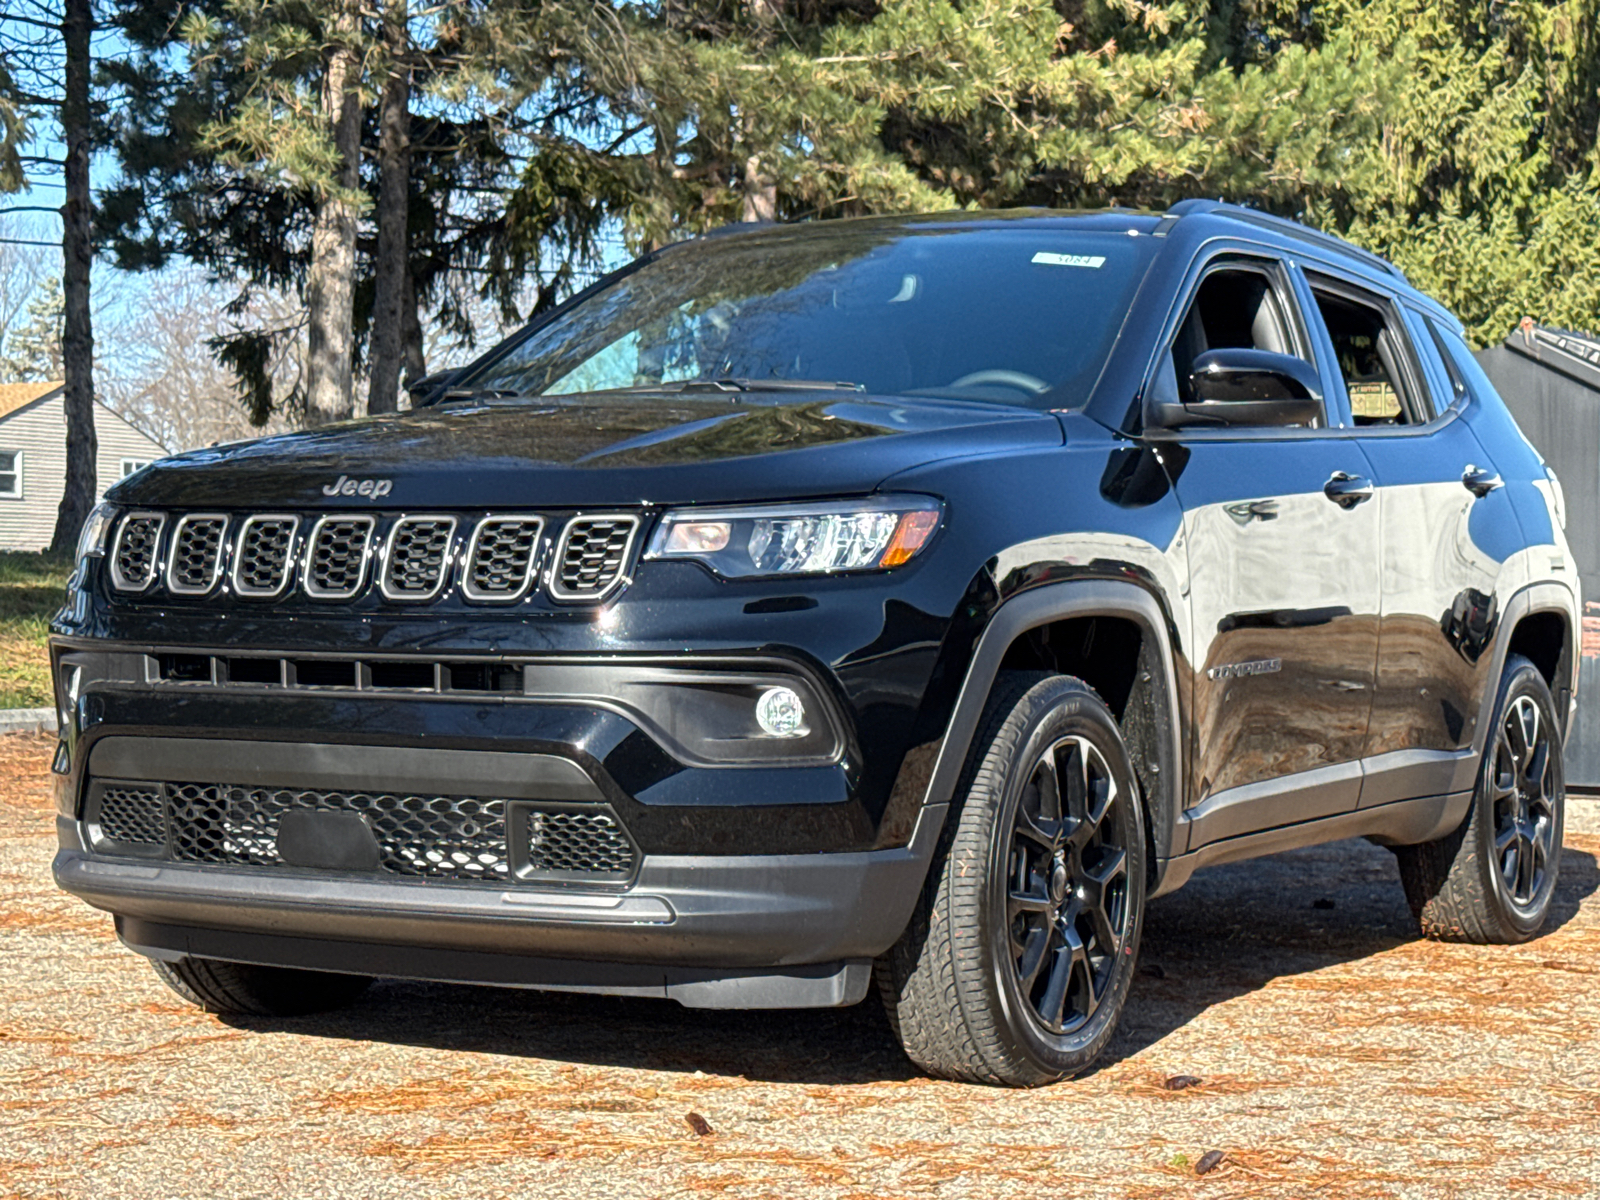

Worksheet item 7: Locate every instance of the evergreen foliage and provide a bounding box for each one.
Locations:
[0,273,63,381]
[94,0,1600,427]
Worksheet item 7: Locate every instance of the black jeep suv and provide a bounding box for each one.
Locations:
[51,202,1579,1086]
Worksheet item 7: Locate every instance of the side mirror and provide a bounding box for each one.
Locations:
[1145,348,1323,430]
[407,367,463,408]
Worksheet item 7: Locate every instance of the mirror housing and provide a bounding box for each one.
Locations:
[1145,348,1323,431]
[407,367,464,408]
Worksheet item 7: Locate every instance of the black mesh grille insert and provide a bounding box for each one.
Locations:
[305,517,375,598]
[527,809,636,877]
[235,516,298,597]
[464,518,542,601]
[382,516,455,598]
[551,517,636,600]
[167,516,228,594]
[111,514,164,591]
[166,784,510,881]
[97,786,166,846]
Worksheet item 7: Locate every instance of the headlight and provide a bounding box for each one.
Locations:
[74,502,116,569]
[646,496,942,579]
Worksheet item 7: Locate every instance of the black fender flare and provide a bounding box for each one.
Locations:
[915,579,1186,879]
[1473,580,1579,753]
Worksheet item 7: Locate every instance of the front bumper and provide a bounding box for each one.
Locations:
[55,802,943,1007]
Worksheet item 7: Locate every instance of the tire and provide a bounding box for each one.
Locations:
[876,671,1148,1086]
[151,956,372,1017]
[1395,654,1565,944]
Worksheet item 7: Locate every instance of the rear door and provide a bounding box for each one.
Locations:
[1296,269,1522,807]
[1150,252,1381,848]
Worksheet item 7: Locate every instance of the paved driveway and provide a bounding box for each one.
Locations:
[2,732,1597,1199]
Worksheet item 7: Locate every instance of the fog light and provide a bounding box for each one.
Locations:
[755,686,808,738]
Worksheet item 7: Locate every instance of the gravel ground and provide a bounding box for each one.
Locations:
[2,730,1597,1199]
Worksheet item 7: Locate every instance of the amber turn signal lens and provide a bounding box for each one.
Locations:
[879,509,941,567]
[662,521,731,554]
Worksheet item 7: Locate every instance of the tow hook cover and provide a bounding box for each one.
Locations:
[276,810,383,872]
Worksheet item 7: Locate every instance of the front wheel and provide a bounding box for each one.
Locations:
[876,672,1147,1086]
[1395,653,1565,943]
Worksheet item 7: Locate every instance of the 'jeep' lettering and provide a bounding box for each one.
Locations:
[321,475,393,500]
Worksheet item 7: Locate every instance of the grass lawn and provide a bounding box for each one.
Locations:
[0,552,69,709]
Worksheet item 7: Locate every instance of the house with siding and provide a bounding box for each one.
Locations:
[0,381,168,551]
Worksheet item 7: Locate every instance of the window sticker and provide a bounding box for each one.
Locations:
[1032,252,1106,269]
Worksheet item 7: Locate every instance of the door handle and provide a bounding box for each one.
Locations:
[1323,472,1374,509]
[1462,464,1503,498]
[1224,499,1280,525]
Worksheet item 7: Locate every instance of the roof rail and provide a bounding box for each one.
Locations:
[1167,199,1405,282]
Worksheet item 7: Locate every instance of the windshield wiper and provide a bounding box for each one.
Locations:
[598,377,864,396]
[427,385,529,406]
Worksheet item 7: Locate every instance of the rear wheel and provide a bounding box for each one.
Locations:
[876,672,1147,1086]
[152,957,372,1017]
[1395,654,1564,943]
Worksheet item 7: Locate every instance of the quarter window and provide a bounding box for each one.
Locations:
[1307,278,1432,426]
[0,451,20,498]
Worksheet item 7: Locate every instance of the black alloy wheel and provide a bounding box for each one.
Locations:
[1396,653,1565,944]
[1001,734,1132,1037]
[1489,694,1559,912]
[877,671,1147,1086]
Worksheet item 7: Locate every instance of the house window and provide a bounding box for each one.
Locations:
[0,451,20,499]
[121,458,152,479]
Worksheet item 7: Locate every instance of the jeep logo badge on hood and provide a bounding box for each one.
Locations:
[322,475,393,499]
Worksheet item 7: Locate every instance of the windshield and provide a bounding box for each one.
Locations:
[464,223,1155,408]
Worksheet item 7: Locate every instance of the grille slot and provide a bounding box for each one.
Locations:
[165,514,229,595]
[303,515,376,599]
[525,808,637,878]
[548,515,638,601]
[110,513,165,592]
[381,515,457,600]
[96,785,166,846]
[167,784,511,881]
[233,515,299,598]
[462,517,543,602]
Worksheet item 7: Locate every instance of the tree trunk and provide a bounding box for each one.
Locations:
[400,265,426,397]
[366,0,410,417]
[304,1,363,427]
[50,0,97,556]
[741,151,776,223]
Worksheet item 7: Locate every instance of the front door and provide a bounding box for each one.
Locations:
[1150,257,1382,847]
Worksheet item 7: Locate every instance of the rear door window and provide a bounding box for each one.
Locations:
[1306,276,1433,426]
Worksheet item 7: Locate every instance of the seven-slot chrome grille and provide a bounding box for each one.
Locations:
[104,508,637,606]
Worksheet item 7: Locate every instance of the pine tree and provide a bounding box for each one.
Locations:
[0,274,63,381]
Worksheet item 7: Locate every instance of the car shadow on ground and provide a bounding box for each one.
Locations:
[223,836,1600,1087]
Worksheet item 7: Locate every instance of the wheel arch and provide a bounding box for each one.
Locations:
[1478,582,1579,750]
[918,580,1186,886]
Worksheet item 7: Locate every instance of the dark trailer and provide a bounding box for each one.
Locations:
[1479,322,1600,788]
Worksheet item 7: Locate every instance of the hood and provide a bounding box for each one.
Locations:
[112,394,1064,509]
